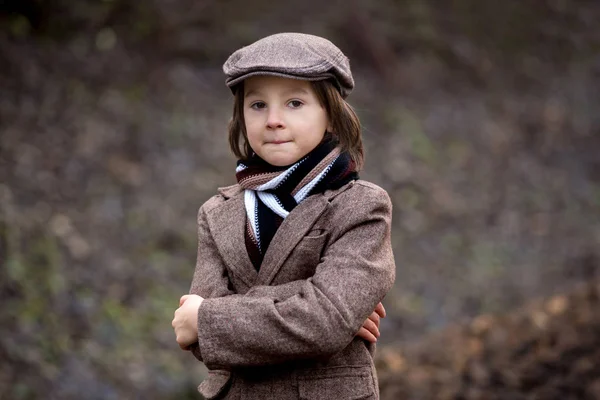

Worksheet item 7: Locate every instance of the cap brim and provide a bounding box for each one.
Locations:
[226,70,345,96]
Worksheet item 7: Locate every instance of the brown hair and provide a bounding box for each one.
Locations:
[228,80,364,170]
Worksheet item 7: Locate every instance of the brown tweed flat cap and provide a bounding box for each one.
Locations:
[223,32,354,98]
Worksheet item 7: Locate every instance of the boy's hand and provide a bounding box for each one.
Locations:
[356,302,386,343]
[172,294,204,350]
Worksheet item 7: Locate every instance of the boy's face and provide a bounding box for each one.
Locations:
[243,76,330,166]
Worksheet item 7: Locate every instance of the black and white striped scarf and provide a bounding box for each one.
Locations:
[236,138,358,270]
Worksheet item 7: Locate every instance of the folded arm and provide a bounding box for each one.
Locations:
[186,202,236,360]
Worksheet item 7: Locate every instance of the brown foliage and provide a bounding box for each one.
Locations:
[378,282,600,400]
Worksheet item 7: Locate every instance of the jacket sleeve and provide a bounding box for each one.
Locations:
[187,200,236,362]
[196,185,396,369]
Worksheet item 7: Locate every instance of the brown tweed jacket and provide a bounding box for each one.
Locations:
[187,180,396,399]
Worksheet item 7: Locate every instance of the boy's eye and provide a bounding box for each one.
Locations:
[288,100,303,108]
[250,102,266,110]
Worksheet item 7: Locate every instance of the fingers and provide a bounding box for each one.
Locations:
[362,317,380,338]
[356,327,378,343]
[180,295,191,307]
[368,311,380,328]
[174,295,201,350]
[171,309,178,328]
[175,333,197,349]
[361,302,387,343]
[374,302,386,318]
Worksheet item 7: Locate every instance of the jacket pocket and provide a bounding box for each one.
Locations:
[297,366,377,400]
[294,233,327,261]
[287,233,328,280]
[198,370,232,400]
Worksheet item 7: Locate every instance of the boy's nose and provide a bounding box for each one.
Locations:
[266,109,285,130]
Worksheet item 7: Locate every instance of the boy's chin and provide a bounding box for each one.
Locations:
[267,158,301,167]
[260,153,303,167]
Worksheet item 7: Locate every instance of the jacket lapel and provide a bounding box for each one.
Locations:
[207,186,257,289]
[256,194,330,286]
[207,181,354,289]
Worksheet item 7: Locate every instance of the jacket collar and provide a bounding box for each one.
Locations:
[218,184,244,199]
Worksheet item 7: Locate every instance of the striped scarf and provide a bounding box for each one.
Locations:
[236,138,358,270]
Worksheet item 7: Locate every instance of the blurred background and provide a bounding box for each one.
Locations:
[1,0,599,399]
